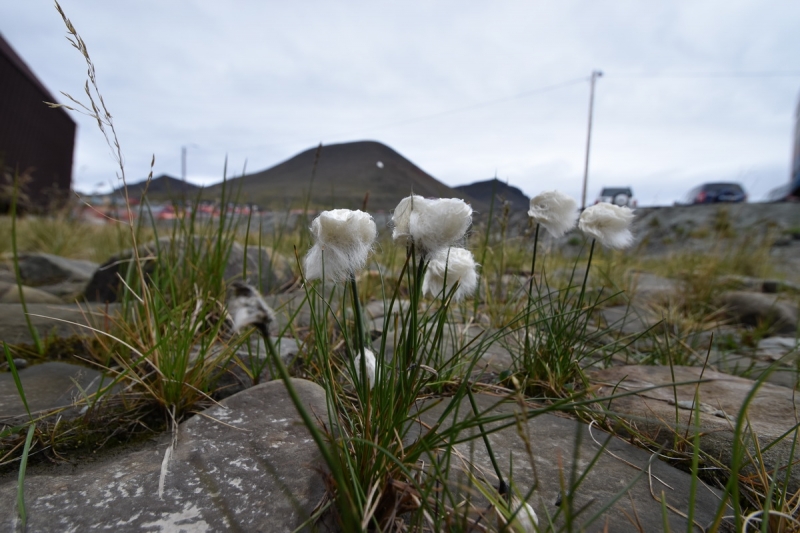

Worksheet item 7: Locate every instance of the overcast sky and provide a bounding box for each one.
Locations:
[3,1,800,206]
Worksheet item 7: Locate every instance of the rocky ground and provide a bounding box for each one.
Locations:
[0,203,799,531]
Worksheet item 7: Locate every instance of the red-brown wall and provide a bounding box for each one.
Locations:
[0,32,76,212]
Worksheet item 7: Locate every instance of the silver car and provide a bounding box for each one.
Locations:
[595,187,636,208]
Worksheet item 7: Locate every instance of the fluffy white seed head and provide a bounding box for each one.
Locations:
[392,195,473,255]
[527,190,579,238]
[578,203,635,249]
[410,198,472,254]
[353,349,376,389]
[304,209,377,282]
[391,194,423,244]
[227,281,276,336]
[496,496,539,533]
[422,247,479,302]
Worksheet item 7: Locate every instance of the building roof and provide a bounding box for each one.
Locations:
[0,31,74,124]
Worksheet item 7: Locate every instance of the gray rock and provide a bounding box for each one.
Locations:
[0,303,118,345]
[0,267,16,285]
[83,238,295,302]
[375,323,515,378]
[600,304,661,336]
[14,252,98,286]
[712,353,799,389]
[265,290,313,331]
[756,336,799,360]
[716,275,800,294]
[590,365,800,494]
[408,392,724,532]
[0,358,28,371]
[0,362,108,422]
[715,274,764,291]
[716,291,798,334]
[0,281,63,304]
[364,298,410,320]
[633,203,800,246]
[0,379,331,532]
[217,336,305,395]
[628,271,679,307]
[30,279,88,300]
[707,341,800,389]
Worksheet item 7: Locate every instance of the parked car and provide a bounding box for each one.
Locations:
[595,187,636,208]
[682,182,747,204]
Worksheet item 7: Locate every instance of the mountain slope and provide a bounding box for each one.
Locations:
[114,174,201,199]
[202,141,480,212]
[454,178,530,212]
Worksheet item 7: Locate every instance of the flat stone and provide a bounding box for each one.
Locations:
[376,323,514,377]
[0,358,28,371]
[708,348,799,389]
[0,379,331,532]
[364,298,410,319]
[600,304,661,336]
[14,252,98,286]
[716,291,797,335]
[0,362,108,421]
[216,337,304,397]
[33,279,88,300]
[589,365,800,493]
[408,393,724,532]
[756,336,799,360]
[628,271,679,307]
[0,303,118,345]
[265,290,312,330]
[0,281,63,304]
[83,239,295,302]
[0,268,17,284]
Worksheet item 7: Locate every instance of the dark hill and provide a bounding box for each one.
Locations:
[115,174,201,199]
[202,141,482,212]
[454,178,530,212]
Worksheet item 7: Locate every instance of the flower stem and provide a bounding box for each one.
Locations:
[466,387,505,493]
[524,223,541,362]
[577,238,596,309]
[349,274,366,359]
[349,274,369,396]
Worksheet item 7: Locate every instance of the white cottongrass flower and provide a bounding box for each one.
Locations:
[353,348,376,389]
[422,247,478,302]
[578,203,635,249]
[390,194,421,244]
[392,195,473,255]
[304,209,377,282]
[227,281,275,337]
[527,190,579,238]
[496,496,539,533]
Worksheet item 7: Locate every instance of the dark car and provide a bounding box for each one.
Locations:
[683,182,747,204]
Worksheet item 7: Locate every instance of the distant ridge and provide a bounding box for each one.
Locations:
[454,178,530,213]
[202,141,481,212]
[115,174,201,198]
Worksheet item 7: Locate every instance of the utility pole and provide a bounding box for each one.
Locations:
[580,70,602,210]
[181,146,187,182]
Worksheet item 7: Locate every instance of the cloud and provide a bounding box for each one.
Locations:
[1,1,799,204]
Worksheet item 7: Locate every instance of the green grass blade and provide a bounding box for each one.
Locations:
[9,171,43,354]
[3,342,31,419]
[16,423,36,527]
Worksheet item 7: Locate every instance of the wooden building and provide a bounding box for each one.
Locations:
[0,32,76,212]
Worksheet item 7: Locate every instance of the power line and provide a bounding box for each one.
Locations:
[232,76,590,154]
[200,70,800,160]
[334,76,590,135]
[609,71,800,79]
